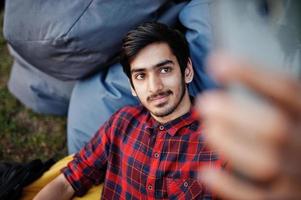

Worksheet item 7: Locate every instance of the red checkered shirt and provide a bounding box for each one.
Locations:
[62,105,222,199]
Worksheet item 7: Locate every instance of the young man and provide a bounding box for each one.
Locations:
[34,22,222,200]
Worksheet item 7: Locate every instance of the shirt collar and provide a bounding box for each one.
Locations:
[145,108,199,137]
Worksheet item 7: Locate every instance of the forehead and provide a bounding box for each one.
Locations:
[130,42,177,71]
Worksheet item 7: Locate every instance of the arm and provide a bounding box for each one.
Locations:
[34,107,118,200]
[34,174,75,200]
[197,54,301,200]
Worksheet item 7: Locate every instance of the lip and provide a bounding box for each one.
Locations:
[149,93,170,105]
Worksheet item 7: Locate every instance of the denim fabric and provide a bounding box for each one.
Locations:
[5,0,186,116]
[67,63,139,153]
[7,46,75,116]
[179,0,217,95]
[5,0,216,153]
[4,0,174,80]
[67,0,216,153]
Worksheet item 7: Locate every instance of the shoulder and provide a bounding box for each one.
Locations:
[104,105,147,138]
[109,104,147,124]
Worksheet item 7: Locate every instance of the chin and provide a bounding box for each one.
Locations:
[152,107,175,118]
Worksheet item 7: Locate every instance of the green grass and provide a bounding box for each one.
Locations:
[0,11,67,162]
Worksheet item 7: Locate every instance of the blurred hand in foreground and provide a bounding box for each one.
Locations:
[197,54,301,200]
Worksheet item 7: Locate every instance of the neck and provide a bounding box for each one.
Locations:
[151,90,191,124]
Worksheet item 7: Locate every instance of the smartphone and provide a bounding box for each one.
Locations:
[207,0,301,102]
[209,0,301,77]
[208,0,301,182]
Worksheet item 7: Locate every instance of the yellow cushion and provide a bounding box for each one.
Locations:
[21,155,103,200]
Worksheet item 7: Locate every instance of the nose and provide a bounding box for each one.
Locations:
[148,73,163,93]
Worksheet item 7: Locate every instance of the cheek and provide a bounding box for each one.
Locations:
[133,85,147,99]
[162,76,182,89]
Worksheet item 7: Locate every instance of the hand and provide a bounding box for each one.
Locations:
[196,54,301,200]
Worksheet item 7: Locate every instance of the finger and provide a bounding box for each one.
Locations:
[281,124,301,184]
[199,168,267,200]
[207,53,301,115]
[203,115,280,180]
[197,91,301,184]
[266,176,301,200]
[197,91,289,147]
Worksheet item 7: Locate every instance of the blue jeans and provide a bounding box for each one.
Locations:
[67,0,217,153]
[67,63,139,153]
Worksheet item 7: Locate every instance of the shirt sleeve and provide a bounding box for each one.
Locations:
[61,111,117,196]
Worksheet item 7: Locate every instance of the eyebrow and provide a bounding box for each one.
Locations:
[131,60,174,74]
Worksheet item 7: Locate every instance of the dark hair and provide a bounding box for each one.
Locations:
[120,22,190,85]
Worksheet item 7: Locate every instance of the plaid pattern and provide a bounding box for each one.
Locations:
[62,105,222,199]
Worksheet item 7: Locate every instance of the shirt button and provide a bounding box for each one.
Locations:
[183,181,189,187]
[154,152,159,158]
[159,125,164,130]
[148,184,153,190]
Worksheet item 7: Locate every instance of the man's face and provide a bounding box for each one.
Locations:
[130,42,193,122]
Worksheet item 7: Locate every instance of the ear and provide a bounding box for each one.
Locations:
[184,58,194,84]
[131,85,137,96]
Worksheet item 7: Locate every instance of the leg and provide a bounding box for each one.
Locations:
[67,63,139,154]
[8,46,74,116]
[179,0,217,95]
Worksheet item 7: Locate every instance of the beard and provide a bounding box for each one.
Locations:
[146,79,186,118]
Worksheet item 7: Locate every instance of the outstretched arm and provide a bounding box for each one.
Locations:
[197,54,301,200]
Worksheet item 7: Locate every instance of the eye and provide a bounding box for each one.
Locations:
[160,67,172,74]
[134,73,145,80]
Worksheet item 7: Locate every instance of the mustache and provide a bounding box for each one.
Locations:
[147,90,172,101]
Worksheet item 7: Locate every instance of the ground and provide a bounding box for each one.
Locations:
[0,11,67,162]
